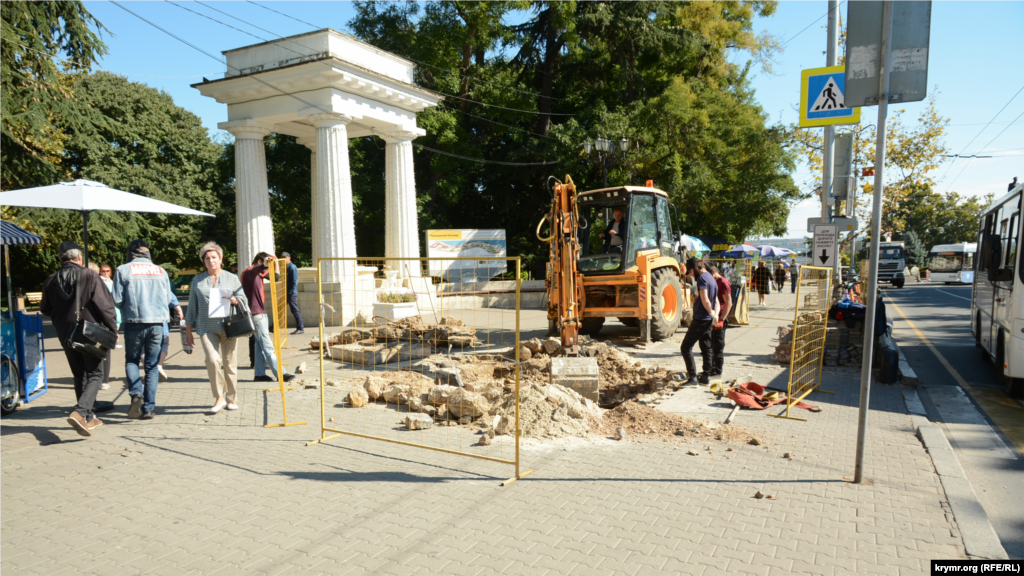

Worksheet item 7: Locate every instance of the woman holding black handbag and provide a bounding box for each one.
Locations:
[184,242,250,414]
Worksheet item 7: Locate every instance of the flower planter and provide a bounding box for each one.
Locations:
[373,301,418,322]
[383,270,399,289]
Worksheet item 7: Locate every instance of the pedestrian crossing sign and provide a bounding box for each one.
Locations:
[799,65,861,128]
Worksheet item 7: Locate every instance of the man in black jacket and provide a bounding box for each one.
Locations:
[40,242,118,437]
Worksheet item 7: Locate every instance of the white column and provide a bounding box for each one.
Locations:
[384,132,420,264]
[299,138,320,272]
[310,113,357,282]
[228,125,274,271]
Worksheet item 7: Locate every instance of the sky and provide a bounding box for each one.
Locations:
[85,1,1024,240]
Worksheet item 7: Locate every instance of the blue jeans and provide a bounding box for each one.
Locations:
[124,323,163,411]
[253,314,286,378]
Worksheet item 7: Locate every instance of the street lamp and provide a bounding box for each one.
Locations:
[582,135,630,188]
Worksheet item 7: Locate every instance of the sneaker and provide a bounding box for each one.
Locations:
[85,417,104,431]
[283,373,296,382]
[291,329,305,335]
[253,375,274,383]
[710,370,723,377]
[681,375,699,387]
[698,373,710,385]
[101,383,110,390]
[140,410,155,420]
[128,395,144,419]
[158,366,168,382]
[67,412,92,437]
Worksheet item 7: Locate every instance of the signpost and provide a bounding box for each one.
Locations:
[813,224,838,268]
[847,0,932,485]
[799,65,863,128]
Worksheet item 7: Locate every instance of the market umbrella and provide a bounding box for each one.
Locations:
[1,221,43,313]
[679,234,710,253]
[0,179,214,265]
[756,245,796,258]
[722,244,759,258]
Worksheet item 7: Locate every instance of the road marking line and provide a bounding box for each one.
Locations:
[885,295,971,390]
[937,289,973,302]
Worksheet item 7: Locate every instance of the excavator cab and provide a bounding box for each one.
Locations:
[576,187,683,274]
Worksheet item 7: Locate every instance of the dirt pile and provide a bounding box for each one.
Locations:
[593,401,762,444]
[488,382,601,439]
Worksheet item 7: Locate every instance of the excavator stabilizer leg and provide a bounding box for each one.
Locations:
[551,357,600,403]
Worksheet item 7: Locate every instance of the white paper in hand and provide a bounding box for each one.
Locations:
[208,287,230,318]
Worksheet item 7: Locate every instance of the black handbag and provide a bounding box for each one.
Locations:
[224,303,256,339]
[67,271,118,359]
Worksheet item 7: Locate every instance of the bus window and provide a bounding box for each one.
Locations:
[1007,212,1019,273]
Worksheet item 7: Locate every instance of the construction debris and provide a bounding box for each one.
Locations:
[403,413,433,430]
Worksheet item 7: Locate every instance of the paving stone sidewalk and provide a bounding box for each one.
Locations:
[1,291,967,575]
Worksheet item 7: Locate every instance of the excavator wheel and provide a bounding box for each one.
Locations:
[618,317,639,327]
[581,318,605,336]
[650,268,684,340]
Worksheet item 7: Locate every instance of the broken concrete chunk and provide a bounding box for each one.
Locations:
[403,413,433,430]
[348,388,369,408]
[478,434,492,446]
[542,337,562,355]
[427,385,457,406]
[383,385,411,405]
[493,415,513,436]
[519,346,533,362]
[748,436,763,446]
[296,362,308,374]
[614,427,626,441]
[447,388,488,418]
[363,375,389,400]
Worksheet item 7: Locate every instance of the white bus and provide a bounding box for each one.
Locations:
[972,178,1023,398]
[928,242,977,284]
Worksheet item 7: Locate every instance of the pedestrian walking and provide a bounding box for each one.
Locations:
[40,242,118,436]
[678,257,719,385]
[90,262,119,391]
[112,240,182,420]
[775,263,786,293]
[241,252,295,384]
[790,260,800,293]
[707,263,732,377]
[279,252,304,334]
[185,242,249,413]
[753,261,771,306]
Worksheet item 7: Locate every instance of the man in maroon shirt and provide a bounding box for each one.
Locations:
[241,253,294,383]
[707,263,733,377]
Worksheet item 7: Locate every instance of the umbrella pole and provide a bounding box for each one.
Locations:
[4,245,11,316]
[81,210,90,266]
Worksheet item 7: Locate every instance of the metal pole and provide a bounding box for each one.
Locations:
[81,211,91,266]
[4,245,12,315]
[854,0,894,485]
[850,129,860,273]
[823,0,839,283]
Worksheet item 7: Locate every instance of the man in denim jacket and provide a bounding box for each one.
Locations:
[113,239,182,419]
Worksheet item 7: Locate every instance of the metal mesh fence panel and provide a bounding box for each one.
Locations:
[774,265,833,420]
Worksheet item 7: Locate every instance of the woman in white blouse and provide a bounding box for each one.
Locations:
[185,242,248,413]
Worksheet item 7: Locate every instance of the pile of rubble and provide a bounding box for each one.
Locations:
[595,401,762,445]
[311,316,481,366]
[773,325,793,364]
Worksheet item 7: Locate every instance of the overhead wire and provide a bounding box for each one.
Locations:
[0,36,217,79]
[238,0,565,101]
[779,1,846,48]
[938,83,1024,185]
[166,0,572,116]
[944,109,1024,192]
[109,0,558,166]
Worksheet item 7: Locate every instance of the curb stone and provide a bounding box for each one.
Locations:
[905,389,1009,560]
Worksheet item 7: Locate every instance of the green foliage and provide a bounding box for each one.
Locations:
[7,72,229,288]
[900,230,927,268]
[1,1,107,190]
[899,185,989,250]
[376,291,417,303]
[347,0,796,274]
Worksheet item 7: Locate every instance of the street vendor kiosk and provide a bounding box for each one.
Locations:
[1,221,49,415]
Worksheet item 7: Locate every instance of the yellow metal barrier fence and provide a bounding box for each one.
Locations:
[306,256,531,486]
[265,257,306,428]
[771,265,833,421]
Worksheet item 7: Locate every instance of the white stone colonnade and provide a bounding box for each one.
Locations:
[194,29,441,323]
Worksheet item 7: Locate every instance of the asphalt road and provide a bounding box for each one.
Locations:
[882,281,1024,559]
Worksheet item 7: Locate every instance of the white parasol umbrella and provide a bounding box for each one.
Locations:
[0,179,214,264]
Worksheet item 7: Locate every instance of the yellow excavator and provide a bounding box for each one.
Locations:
[539,175,687,399]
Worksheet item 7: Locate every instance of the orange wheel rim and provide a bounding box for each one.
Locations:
[661,284,679,321]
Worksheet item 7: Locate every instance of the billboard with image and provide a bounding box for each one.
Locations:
[425,229,507,282]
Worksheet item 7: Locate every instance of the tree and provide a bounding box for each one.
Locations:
[900,185,988,250]
[900,229,927,268]
[7,72,228,288]
[1,1,107,190]
[347,0,797,272]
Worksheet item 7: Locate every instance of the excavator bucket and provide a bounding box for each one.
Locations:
[551,357,600,403]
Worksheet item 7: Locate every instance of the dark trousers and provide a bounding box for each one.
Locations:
[791,273,798,293]
[101,355,111,384]
[680,318,715,376]
[287,292,304,330]
[63,347,103,420]
[711,320,728,372]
